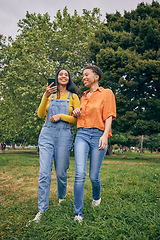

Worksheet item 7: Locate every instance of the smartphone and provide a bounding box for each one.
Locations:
[48,78,56,87]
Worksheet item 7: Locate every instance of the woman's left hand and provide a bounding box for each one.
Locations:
[72,108,82,117]
[98,134,108,150]
[50,114,62,122]
[98,116,112,150]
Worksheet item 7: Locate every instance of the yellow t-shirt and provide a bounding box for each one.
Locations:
[38,92,80,124]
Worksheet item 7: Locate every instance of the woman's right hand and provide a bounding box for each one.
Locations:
[72,108,82,117]
[44,83,57,98]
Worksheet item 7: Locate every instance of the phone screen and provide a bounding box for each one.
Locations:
[48,78,56,87]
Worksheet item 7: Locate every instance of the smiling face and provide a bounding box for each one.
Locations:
[82,69,99,88]
[58,70,69,86]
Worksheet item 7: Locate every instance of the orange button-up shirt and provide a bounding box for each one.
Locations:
[77,87,116,138]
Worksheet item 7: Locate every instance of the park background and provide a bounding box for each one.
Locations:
[0,1,160,153]
[0,1,160,239]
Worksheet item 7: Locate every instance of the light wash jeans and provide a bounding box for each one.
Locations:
[74,128,108,216]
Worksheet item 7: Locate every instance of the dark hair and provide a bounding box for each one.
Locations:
[84,65,102,81]
[55,69,81,99]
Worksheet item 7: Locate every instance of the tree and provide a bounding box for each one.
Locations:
[143,133,160,153]
[89,1,160,136]
[0,8,102,145]
[109,132,139,148]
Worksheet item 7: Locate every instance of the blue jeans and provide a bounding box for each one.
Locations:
[38,126,73,212]
[74,128,108,216]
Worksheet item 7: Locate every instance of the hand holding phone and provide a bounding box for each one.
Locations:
[45,78,57,98]
[48,78,56,88]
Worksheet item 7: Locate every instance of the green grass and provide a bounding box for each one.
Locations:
[0,151,160,239]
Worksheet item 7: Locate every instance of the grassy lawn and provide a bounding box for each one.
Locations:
[0,151,160,239]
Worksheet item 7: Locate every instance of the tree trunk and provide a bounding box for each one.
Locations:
[12,143,15,150]
[107,144,112,155]
[140,135,143,153]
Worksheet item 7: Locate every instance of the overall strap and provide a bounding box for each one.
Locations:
[67,92,72,99]
[52,93,55,98]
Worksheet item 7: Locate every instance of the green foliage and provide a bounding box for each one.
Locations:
[1,2,160,145]
[143,133,160,151]
[90,1,160,136]
[109,132,139,148]
[0,8,102,144]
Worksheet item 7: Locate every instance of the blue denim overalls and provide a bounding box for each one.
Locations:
[38,92,73,212]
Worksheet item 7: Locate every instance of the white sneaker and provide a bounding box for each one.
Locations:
[74,214,83,223]
[26,212,43,226]
[92,198,101,206]
[58,198,65,206]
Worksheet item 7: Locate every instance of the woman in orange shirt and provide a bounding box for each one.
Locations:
[73,65,116,223]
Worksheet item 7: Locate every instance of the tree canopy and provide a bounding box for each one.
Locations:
[0,2,160,147]
[89,1,160,136]
[0,8,102,145]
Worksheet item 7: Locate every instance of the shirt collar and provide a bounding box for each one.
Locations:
[83,87,104,96]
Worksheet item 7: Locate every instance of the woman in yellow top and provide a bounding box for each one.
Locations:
[29,69,80,224]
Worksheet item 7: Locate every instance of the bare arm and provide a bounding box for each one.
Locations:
[98,116,112,150]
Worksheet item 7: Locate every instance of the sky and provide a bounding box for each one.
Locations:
[0,0,155,38]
